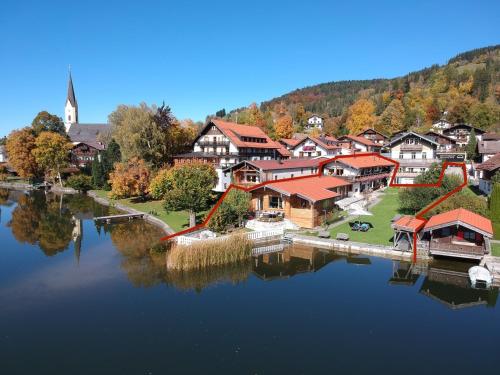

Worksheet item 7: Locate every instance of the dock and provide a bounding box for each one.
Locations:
[94,213,145,223]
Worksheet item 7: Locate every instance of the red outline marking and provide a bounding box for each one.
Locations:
[160,153,468,263]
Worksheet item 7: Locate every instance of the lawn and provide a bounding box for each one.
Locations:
[91,190,206,232]
[329,188,401,246]
[491,242,500,257]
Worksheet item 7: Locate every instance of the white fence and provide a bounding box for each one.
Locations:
[252,243,286,256]
[176,228,284,246]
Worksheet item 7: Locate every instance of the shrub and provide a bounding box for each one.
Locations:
[108,157,151,199]
[166,233,252,270]
[65,174,93,192]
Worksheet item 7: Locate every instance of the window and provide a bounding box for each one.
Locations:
[464,231,475,240]
[422,152,427,159]
[442,227,450,236]
[269,196,283,209]
[291,174,294,178]
[399,153,404,159]
[68,114,71,121]
[411,152,416,159]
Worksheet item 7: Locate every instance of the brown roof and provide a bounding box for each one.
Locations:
[478,140,500,155]
[210,119,278,149]
[423,208,493,237]
[339,135,379,147]
[357,129,389,139]
[483,132,500,141]
[476,153,500,171]
[250,175,351,203]
[279,138,303,147]
[247,157,327,171]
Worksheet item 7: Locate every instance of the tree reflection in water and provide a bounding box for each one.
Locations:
[8,192,74,256]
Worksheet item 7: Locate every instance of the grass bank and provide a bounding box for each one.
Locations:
[90,190,205,232]
[166,233,252,270]
[329,188,400,246]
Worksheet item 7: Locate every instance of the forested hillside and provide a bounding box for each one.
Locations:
[214,45,500,138]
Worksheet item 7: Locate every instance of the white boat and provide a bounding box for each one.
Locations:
[468,266,492,288]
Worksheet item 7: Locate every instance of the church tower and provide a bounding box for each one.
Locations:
[64,71,78,133]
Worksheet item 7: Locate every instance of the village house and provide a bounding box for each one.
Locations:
[64,73,109,168]
[431,118,452,132]
[337,135,382,153]
[393,208,493,260]
[356,129,389,145]
[280,135,342,158]
[477,133,500,163]
[173,119,287,192]
[223,157,327,187]
[322,154,395,196]
[387,131,440,184]
[476,153,500,194]
[443,123,485,147]
[249,175,351,228]
[306,115,323,130]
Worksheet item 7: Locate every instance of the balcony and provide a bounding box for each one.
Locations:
[400,144,423,151]
[427,237,487,260]
[197,139,230,147]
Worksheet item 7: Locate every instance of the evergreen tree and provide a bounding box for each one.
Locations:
[490,183,500,219]
[466,129,478,161]
[91,153,105,188]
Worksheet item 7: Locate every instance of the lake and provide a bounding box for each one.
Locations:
[0,189,499,375]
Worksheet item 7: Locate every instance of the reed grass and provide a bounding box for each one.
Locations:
[166,233,252,270]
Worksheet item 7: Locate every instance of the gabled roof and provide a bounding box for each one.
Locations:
[476,153,500,171]
[387,131,439,147]
[425,131,457,143]
[250,175,351,203]
[67,123,109,147]
[275,142,292,157]
[66,73,77,107]
[328,154,395,169]
[279,138,302,147]
[338,135,379,147]
[393,216,426,232]
[483,132,500,141]
[204,119,278,149]
[225,157,327,173]
[423,208,493,237]
[292,136,341,151]
[357,128,389,139]
[478,140,500,155]
[443,123,485,134]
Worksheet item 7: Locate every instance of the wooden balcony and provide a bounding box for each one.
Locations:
[427,237,487,260]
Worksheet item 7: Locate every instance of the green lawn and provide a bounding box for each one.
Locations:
[329,188,401,246]
[491,243,500,257]
[91,190,205,232]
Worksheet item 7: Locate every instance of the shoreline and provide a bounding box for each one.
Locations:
[87,190,174,235]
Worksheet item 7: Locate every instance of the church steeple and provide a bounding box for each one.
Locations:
[64,68,78,132]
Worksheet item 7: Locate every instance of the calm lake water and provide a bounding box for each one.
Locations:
[0,189,499,375]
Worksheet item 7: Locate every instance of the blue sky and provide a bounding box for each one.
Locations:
[0,0,499,136]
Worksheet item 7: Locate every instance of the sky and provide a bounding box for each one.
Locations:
[0,0,499,136]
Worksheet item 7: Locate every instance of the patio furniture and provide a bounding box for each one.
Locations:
[359,223,370,232]
[336,233,349,241]
[318,231,330,239]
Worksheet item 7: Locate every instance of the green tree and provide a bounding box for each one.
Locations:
[466,129,478,161]
[66,174,93,192]
[207,201,235,233]
[398,163,463,213]
[91,154,106,188]
[225,189,251,227]
[472,67,490,102]
[31,111,66,136]
[163,162,217,227]
[490,183,500,219]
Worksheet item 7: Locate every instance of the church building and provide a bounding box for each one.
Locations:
[64,72,109,168]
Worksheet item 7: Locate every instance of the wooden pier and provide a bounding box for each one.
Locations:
[94,213,145,224]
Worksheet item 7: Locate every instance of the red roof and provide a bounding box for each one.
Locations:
[331,154,395,169]
[340,135,379,147]
[248,157,327,171]
[424,208,493,237]
[274,142,292,157]
[311,137,341,150]
[279,138,302,147]
[393,216,426,232]
[251,175,350,202]
[211,119,278,149]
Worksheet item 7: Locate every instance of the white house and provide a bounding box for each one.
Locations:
[431,119,452,133]
[173,119,286,192]
[287,136,342,158]
[443,124,485,147]
[337,135,382,153]
[387,132,440,184]
[476,153,500,195]
[306,115,323,130]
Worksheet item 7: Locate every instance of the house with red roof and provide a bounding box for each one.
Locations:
[322,154,396,196]
[173,119,287,191]
[223,157,327,187]
[249,175,351,228]
[393,208,494,260]
[281,136,343,158]
[338,135,382,153]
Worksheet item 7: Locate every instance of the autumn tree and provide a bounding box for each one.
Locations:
[377,99,405,134]
[274,114,293,139]
[5,128,39,180]
[346,99,376,135]
[31,111,66,136]
[32,131,72,186]
[162,162,217,227]
[108,157,151,199]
